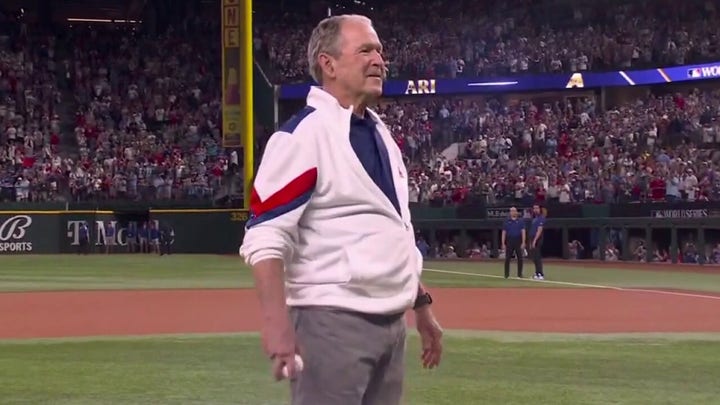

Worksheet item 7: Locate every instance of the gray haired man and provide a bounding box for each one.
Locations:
[240,14,443,405]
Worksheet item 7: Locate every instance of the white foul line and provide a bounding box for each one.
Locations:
[423,268,720,301]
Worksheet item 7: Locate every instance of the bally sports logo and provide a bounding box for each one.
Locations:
[0,215,33,252]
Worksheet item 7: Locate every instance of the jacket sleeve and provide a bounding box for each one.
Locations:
[239,125,318,267]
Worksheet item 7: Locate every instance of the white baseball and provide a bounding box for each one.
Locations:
[281,354,304,378]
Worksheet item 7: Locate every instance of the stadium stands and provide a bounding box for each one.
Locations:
[397,89,720,206]
[1,5,244,204]
[256,0,720,83]
[65,20,238,202]
[0,24,64,202]
[3,0,720,208]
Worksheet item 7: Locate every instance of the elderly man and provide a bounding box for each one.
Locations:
[239,14,443,405]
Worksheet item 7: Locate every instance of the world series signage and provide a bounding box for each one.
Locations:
[650,209,710,218]
[611,202,720,218]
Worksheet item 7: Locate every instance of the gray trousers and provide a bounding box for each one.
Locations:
[289,306,406,405]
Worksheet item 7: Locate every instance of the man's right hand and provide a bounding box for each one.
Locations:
[262,315,300,381]
[251,259,301,381]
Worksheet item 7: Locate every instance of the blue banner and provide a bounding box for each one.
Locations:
[278,60,720,100]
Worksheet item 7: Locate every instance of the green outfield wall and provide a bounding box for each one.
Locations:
[0,201,718,261]
[0,209,247,255]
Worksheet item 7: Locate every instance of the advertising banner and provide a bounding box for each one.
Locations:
[609,201,720,218]
[0,210,248,254]
[149,209,247,254]
[0,214,52,253]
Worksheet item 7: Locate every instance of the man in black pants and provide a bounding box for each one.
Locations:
[501,207,526,279]
[159,223,174,256]
[529,204,546,280]
[78,221,90,255]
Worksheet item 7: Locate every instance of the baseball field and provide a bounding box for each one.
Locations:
[2,255,720,404]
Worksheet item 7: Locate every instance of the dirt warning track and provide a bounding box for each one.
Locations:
[2,287,720,340]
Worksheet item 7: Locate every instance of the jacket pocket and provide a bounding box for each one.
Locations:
[286,251,351,285]
[343,229,413,297]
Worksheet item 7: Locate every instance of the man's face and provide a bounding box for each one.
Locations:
[533,205,540,215]
[329,19,385,101]
[509,207,518,218]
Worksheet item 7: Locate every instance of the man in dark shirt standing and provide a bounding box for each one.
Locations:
[78,221,90,255]
[502,207,526,278]
[529,204,546,280]
[159,223,174,256]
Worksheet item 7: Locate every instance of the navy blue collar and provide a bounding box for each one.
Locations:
[351,110,376,126]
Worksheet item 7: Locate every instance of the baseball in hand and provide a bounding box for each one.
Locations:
[281,354,304,378]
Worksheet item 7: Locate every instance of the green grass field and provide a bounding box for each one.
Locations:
[2,255,720,404]
[2,333,720,404]
[2,254,720,292]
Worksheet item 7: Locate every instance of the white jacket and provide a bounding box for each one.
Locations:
[239,86,422,315]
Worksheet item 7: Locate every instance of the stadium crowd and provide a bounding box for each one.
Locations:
[397,88,720,206]
[0,26,64,203]
[67,21,234,202]
[3,0,720,207]
[256,0,720,83]
[1,13,243,203]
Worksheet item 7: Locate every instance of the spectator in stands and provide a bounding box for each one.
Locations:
[711,243,720,264]
[604,243,619,261]
[466,242,490,259]
[568,239,584,259]
[64,18,240,202]
[379,87,720,206]
[634,241,647,262]
[683,241,700,264]
[652,246,669,262]
[8,0,720,208]
[0,25,64,202]
[257,0,720,83]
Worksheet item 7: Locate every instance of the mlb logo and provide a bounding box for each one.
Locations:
[687,68,702,78]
